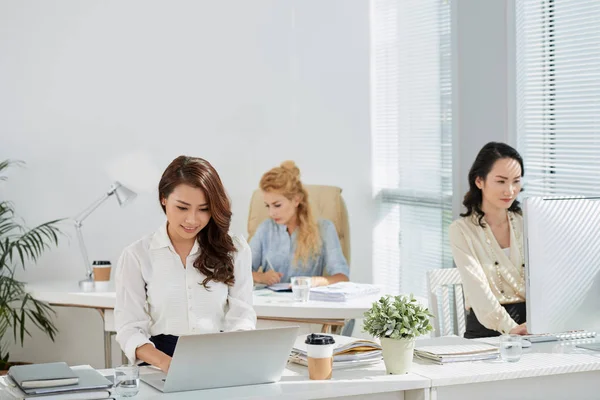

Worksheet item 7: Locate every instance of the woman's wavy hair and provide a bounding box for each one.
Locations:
[260,161,322,265]
[461,142,525,227]
[159,156,235,287]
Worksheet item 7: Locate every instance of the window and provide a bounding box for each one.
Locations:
[516,0,600,196]
[371,0,453,298]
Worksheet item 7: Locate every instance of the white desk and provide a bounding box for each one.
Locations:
[99,363,431,400]
[412,338,600,400]
[92,339,600,400]
[26,281,393,368]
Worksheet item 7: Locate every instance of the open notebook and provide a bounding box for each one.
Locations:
[414,337,499,364]
[289,334,382,369]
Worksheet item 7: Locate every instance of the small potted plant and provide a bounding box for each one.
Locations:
[363,294,433,374]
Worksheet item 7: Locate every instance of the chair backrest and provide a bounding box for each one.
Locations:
[247,184,350,264]
[426,268,466,337]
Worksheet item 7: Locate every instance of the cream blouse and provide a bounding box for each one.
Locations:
[449,211,525,334]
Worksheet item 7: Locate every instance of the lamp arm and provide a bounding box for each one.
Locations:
[73,192,111,226]
[73,191,113,280]
[76,223,93,280]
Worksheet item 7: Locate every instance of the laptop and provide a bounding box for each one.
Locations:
[140,326,299,393]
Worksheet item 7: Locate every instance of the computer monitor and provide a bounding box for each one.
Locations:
[524,196,600,334]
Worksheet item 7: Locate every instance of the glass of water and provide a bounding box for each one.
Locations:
[291,276,312,302]
[114,364,140,397]
[499,335,523,362]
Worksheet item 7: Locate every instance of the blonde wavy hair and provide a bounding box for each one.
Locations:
[260,161,322,265]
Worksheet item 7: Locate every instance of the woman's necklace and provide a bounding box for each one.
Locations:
[482,211,525,296]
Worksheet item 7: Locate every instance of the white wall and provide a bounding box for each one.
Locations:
[0,0,370,367]
[451,0,514,218]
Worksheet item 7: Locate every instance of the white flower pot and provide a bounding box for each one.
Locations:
[380,337,415,374]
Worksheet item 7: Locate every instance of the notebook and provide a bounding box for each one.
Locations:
[289,334,382,369]
[267,283,292,292]
[8,362,77,389]
[0,366,111,400]
[414,337,499,364]
[18,366,111,396]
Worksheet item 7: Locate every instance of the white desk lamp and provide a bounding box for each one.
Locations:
[74,181,136,291]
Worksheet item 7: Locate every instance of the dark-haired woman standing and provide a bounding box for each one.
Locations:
[115,156,256,372]
[450,142,528,339]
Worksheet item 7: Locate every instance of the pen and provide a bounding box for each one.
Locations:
[265,257,274,272]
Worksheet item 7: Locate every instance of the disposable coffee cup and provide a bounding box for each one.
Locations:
[93,261,111,291]
[305,334,335,380]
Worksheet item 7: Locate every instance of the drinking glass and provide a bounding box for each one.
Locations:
[114,364,140,397]
[291,276,312,302]
[499,335,523,362]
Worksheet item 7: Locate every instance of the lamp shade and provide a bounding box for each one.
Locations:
[111,181,137,206]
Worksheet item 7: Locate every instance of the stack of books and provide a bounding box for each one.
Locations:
[413,337,499,364]
[289,334,382,369]
[309,282,380,302]
[0,363,112,399]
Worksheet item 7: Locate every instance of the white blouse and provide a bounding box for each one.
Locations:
[115,222,257,364]
[449,212,525,335]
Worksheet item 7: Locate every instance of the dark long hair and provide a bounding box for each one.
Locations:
[461,142,525,227]
[158,156,235,287]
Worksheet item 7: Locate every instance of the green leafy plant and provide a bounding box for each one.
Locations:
[0,160,63,370]
[363,294,433,340]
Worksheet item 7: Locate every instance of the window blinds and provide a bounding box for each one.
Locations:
[516,0,600,196]
[371,0,453,297]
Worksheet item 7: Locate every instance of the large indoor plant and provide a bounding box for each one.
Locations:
[363,294,433,374]
[0,160,63,370]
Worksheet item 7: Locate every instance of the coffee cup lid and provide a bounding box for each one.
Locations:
[93,260,112,266]
[305,334,335,345]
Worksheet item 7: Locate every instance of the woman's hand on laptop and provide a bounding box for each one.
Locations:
[509,323,528,335]
[135,344,173,373]
[158,355,172,373]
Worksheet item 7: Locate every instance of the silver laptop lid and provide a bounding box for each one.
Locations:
[163,326,299,393]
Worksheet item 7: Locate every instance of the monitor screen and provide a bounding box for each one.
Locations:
[524,196,600,334]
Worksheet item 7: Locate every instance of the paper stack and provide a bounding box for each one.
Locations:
[309,282,380,302]
[413,337,499,364]
[0,364,112,400]
[289,334,382,369]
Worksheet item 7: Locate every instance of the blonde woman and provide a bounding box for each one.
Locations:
[250,161,350,287]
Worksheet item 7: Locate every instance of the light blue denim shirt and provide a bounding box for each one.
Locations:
[249,218,350,283]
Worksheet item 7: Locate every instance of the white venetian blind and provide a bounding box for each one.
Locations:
[516,0,600,196]
[371,0,453,298]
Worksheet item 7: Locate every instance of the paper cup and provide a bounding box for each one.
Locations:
[305,334,335,380]
[93,261,111,282]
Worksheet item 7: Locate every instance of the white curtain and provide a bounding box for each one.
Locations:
[371,0,453,298]
[516,0,600,196]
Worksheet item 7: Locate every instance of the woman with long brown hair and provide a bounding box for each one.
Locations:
[250,161,349,287]
[115,156,256,372]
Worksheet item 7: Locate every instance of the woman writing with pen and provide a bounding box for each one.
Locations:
[250,161,350,287]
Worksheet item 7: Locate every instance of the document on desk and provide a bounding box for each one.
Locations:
[309,282,380,302]
[289,334,383,369]
[414,337,499,364]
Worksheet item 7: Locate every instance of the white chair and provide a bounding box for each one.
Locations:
[427,268,466,337]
